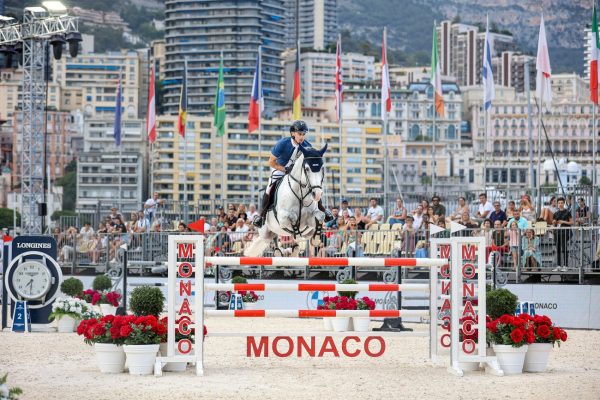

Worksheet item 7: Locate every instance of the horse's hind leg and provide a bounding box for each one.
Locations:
[243,226,274,257]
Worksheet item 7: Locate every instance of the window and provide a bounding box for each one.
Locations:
[409,124,420,140]
[447,125,456,140]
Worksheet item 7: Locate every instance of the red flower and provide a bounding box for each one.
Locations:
[109,326,121,339]
[101,315,115,323]
[92,323,106,336]
[510,328,524,344]
[91,292,101,305]
[537,324,551,339]
[553,327,562,341]
[560,330,567,342]
[499,314,513,325]
[119,324,133,337]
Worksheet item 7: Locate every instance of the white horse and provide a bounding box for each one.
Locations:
[244,144,328,257]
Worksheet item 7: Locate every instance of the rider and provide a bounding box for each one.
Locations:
[253,120,334,228]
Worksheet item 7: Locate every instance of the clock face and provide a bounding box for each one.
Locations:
[11,260,52,300]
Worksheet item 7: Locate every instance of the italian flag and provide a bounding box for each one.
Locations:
[591,5,599,104]
[431,24,445,117]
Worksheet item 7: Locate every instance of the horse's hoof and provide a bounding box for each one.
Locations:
[314,210,325,222]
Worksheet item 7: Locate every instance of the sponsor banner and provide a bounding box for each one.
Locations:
[506,284,598,329]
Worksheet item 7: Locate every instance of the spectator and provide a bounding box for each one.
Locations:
[521,229,542,271]
[210,217,219,229]
[340,199,354,217]
[505,200,517,222]
[479,219,493,246]
[435,218,450,238]
[225,206,238,226]
[318,227,342,257]
[366,197,384,227]
[354,208,369,230]
[420,199,430,212]
[108,207,121,223]
[399,216,416,256]
[325,207,340,229]
[343,217,364,257]
[126,212,138,233]
[341,209,351,225]
[489,201,507,226]
[151,220,162,232]
[507,220,520,271]
[475,193,493,222]
[431,196,446,223]
[575,198,590,226]
[214,226,232,253]
[519,195,536,222]
[450,196,469,221]
[135,211,150,234]
[243,224,255,248]
[144,192,164,222]
[507,210,529,230]
[458,211,479,235]
[231,218,249,243]
[412,205,424,230]
[490,220,509,260]
[552,197,572,271]
[539,196,557,224]
[177,222,187,232]
[77,222,96,264]
[426,206,435,221]
[388,197,407,225]
[247,204,259,222]
[237,204,248,221]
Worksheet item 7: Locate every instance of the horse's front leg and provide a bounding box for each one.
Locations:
[279,209,299,227]
[310,202,325,222]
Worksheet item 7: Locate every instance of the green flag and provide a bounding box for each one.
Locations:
[214,55,226,137]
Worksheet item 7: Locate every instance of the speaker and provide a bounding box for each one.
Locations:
[38,202,47,216]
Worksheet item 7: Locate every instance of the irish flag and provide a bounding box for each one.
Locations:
[431,24,445,117]
[591,5,599,104]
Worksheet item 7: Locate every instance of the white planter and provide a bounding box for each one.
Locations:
[323,317,332,331]
[331,317,350,332]
[492,344,528,375]
[94,343,126,374]
[458,351,481,372]
[159,342,188,372]
[123,344,160,375]
[57,315,77,333]
[99,304,117,315]
[244,302,258,310]
[352,317,371,332]
[524,343,553,373]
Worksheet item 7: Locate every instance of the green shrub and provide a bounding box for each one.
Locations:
[231,276,248,284]
[130,286,165,316]
[60,277,84,297]
[486,288,518,319]
[92,275,113,291]
[337,278,358,299]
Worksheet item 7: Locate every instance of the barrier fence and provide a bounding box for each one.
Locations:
[49,225,600,284]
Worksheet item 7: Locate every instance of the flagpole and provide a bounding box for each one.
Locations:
[183,58,188,223]
[593,103,597,221]
[383,27,389,209]
[536,81,543,215]
[149,58,154,196]
[526,61,534,189]
[483,109,488,192]
[220,51,226,202]
[118,68,123,211]
[257,46,263,193]
[338,33,343,207]
[432,89,436,195]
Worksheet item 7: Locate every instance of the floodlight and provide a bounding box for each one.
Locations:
[66,31,82,58]
[49,34,65,59]
[42,1,67,16]
[24,7,47,18]
[0,16,16,26]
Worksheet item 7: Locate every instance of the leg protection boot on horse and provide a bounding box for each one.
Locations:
[317,200,334,223]
[253,192,272,228]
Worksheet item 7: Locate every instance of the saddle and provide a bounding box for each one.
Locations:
[266,176,285,213]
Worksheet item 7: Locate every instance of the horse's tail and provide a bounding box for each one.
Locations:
[243,237,270,257]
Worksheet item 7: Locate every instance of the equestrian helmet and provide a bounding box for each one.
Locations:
[289,120,309,135]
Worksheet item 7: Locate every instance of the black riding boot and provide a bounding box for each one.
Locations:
[317,200,334,222]
[253,192,272,228]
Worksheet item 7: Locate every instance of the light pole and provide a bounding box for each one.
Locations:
[0,1,81,235]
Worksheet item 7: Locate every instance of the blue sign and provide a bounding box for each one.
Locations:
[11,301,31,333]
[515,301,536,317]
[229,293,243,310]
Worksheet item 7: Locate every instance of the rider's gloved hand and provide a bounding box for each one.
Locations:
[284,165,293,174]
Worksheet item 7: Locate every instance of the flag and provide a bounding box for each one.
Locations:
[214,54,226,137]
[536,14,552,109]
[431,24,445,117]
[482,15,495,110]
[335,35,343,122]
[293,43,301,120]
[381,28,391,121]
[590,5,599,104]
[248,47,263,133]
[177,59,188,138]
[147,61,156,143]
[113,76,122,146]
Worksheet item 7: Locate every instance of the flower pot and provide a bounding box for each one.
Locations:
[352,317,371,332]
[99,304,117,315]
[94,343,126,374]
[244,302,258,310]
[123,344,160,375]
[159,342,187,372]
[524,343,553,373]
[331,317,350,332]
[57,315,77,333]
[458,350,481,372]
[323,317,332,331]
[492,344,528,375]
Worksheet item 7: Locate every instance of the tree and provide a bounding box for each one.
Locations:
[0,208,20,230]
[54,160,77,211]
[579,176,592,186]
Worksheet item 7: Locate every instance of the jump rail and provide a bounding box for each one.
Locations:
[205,309,429,318]
[204,283,429,292]
[205,256,445,268]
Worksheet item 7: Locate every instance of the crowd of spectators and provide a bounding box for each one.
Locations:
[48,190,600,272]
